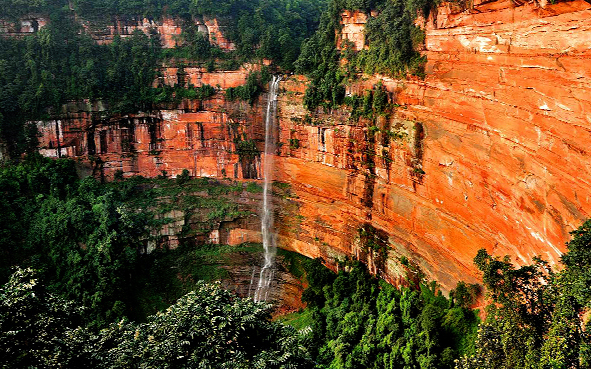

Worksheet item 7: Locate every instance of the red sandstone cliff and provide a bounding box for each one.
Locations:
[29,0,591,291]
[275,0,591,289]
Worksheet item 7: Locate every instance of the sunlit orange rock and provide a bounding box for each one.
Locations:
[274,0,591,290]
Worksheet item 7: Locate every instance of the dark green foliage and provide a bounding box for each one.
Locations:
[226,69,271,104]
[457,251,557,369]
[344,83,390,121]
[561,219,591,308]
[0,13,161,156]
[234,136,260,159]
[295,0,345,111]
[71,0,193,18]
[131,242,262,321]
[303,260,480,369]
[246,181,264,193]
[290,138,301,149]
[458,222,591,369]
[0,155,153,328]
[161,19,228,63]
[0,0,66,19]
[0,267,84,368]
[0,269,313,368]
[1,0,325,70]
[0,156,250,327]
[296,0,433,111]
[193,0,328,70]
[153,84,217,105]
[351,0,427,76]
[176,168,191,184]
[450,281,480,309]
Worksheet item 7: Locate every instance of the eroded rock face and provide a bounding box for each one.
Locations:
[32,0,591,291]
[275,0,591,290]
[0,16,48,36]
[37,66,266,180]
[336,10,370,51]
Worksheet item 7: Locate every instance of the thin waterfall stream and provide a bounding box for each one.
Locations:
[252,75,281,303]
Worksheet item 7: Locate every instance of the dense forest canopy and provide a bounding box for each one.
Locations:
[0,155,263,327]
[0,16,161,155]
[0,268,313,368]
[0,0,326,68]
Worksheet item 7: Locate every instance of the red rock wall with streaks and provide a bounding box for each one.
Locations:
[273,0,591,290]
[37,97,265,180]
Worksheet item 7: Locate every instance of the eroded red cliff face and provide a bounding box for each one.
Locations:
[274,0,591,289]
[38,65,266,180]
[32,0,591,291]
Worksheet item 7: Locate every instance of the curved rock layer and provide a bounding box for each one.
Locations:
[275,0,591,289]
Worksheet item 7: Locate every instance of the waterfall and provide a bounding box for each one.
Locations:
[253,75,281,303]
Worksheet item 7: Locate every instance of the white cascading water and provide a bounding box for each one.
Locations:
[252,76,281,303]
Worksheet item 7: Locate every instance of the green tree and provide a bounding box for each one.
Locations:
[459,220,591,369]
[0,267,84,368]
[0,270,313,368]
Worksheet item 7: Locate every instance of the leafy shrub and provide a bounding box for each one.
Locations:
[246,181,263,193]
[226,69,271,105]
[176,168,191,185]
[289,138,301,149]
[0,270,313,368]
[302,259,480,368]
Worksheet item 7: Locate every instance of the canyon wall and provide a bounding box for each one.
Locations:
[275,0,591,289]
[37,64,264,180]
[27,0,591,291]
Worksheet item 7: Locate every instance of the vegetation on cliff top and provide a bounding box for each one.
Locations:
[0,0,326,70]
[295,0,432,111]
[0,0,327,157]
[0,13,162,155]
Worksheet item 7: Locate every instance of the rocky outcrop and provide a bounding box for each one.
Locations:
[0,16,48,36]
[31,0,591,292]
[81,15,236,50]
[336,10,372,51]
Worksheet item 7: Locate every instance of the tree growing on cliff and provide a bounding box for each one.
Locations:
[457,220,591,369]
